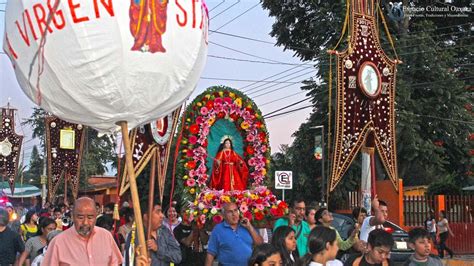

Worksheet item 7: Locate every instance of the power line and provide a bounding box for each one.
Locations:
[200,76,302,84]
[210,0,240,20]
[208,54,313,66]
[211,2,260,32]
[264,105,313,119]
[261,90,307,106]
[244,68,313,93]
[248,70,315,96]
[241,65,311,92]
[209,0,225,12]
[264,97,312,117]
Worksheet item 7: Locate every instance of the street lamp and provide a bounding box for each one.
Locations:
[311,125,325,204]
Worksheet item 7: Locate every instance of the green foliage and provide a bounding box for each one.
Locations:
[22,145,43,187]
[427,174,462,195]
[261,0,473,203]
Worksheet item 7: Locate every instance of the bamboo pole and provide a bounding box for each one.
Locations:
[147,151,157,240]
[119,121,148,259]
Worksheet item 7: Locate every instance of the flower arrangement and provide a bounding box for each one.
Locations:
[186,186,289,227]
[177,86,283,225]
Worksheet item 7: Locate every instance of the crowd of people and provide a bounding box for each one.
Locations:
[0,195,452,266]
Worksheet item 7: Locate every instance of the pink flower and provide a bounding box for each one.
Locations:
[214,98,223,105]
[246,134,255,142]
[261,145,267,153]
[248,158,256,166]
[240,204,248,213]
[196,116,204,124]
[189,135,198,145]
[189,170,196,177]
[223,97,233,104]
[200,107,209,116]
[256,204,264,210]
[199,214,206,224]
[186,178,196,187]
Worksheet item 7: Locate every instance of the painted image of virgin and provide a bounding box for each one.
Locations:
[129,0,168,53]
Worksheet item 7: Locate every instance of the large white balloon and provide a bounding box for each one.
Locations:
[3,0,208,131]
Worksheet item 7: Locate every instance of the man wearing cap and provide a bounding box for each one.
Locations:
[0,207,25,265]
[42,197,123,265]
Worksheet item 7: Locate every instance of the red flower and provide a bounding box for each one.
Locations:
[243,211,253,221]
[258,132,266,142]
[203,139,208,147]
[213,215,223,224]
[186,161,197,169]
[278,201,288,209]
[189,124,199,134]
[218,112,225,118]
[230,114,238,121]
[270,208,283,217]
[255,121,262,128]
[469,133,474,141]
[186,150,194,158]
[255,212,264,221]
[246,146,255,155]
[206,100,214,109]
[189,136,198,145]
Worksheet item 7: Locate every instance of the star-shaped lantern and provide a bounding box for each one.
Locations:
[329,2,400,191]
[0,107,23,194]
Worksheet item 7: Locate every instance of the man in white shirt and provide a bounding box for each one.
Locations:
[359,196,388,242]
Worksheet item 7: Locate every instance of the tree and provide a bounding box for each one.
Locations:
[261,0,473,202]
[23,145,43,187]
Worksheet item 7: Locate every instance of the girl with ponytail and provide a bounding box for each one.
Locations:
[302,226,339,266]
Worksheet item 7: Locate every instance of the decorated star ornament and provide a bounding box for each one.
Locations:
[0,107,24,194]
[45,116,85,200]
[328,0,401,191]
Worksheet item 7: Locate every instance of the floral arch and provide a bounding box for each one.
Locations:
[178,86,287,226]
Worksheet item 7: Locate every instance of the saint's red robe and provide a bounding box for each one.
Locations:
[210,149,249,191]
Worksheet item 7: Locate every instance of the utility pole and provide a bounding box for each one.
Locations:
[41,115,47,208]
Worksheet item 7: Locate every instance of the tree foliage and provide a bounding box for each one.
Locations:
[262,0,473,205]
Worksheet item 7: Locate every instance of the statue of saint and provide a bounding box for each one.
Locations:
[210,138,249,191]
[129,0,168,53]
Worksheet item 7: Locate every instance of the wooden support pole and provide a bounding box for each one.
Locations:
[147,151,157,240]
[119,121,148,259]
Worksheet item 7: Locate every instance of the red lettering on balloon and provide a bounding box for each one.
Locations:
[5,34,18,60]
[33,4,54,36]
[14,9,37,47]
[48,0,66,30]
[68,0,90,23]
[192,0,197,28]
[93,0,115,19]
[175,0,187,27]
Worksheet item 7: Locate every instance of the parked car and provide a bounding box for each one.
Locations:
[332,212,413,264]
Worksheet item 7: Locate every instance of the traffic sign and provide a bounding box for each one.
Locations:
[275,171,293,189]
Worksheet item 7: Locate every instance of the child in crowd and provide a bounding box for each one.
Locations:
[248,243,282,266]
[302,226,339,266]
[404,228,442,266]
[272,226,299,265]
[344,229,394,266]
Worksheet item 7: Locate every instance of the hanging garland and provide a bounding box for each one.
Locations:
[178,86,287,226]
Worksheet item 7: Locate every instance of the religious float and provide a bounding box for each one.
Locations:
[177,86,288,227]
